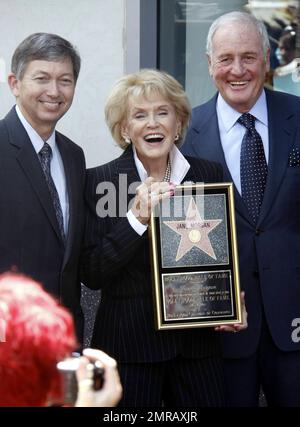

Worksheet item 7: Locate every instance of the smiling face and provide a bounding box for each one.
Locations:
[122,93,181,171]
[208,22,270,113]
[8,58,75,140]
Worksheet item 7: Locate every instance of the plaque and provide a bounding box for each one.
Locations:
[149,182,241,330]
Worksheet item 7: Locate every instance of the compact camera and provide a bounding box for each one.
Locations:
[57,352,104,405]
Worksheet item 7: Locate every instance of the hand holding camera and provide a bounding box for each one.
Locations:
[75,348,122,407]
[57,348,122,407]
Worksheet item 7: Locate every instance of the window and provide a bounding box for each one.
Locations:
[146,0,300,105]
[158,0,247,106]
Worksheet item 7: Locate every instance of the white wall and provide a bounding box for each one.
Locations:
[0,0,131,167]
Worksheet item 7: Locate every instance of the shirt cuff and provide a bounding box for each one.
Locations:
[126,209,148,236]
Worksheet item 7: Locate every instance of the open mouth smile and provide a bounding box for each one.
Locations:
[40,101,63,108]
[144,133,165,143]
[229,81,249,88]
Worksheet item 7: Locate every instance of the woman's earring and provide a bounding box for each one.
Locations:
[124,136,131,144]
[174,134,180,141]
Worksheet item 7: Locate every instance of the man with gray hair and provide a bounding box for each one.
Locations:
[182,11,300,406]
[0,33,86,342]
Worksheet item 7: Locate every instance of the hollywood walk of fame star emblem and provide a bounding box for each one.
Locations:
[163,197,222,262]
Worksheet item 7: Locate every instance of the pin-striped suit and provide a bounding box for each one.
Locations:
[81,145,225,406]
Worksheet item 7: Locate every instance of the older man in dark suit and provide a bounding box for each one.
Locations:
[182,11,300,406]
[0,33,85,341]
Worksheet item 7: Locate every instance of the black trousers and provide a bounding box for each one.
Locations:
[224,314,300,407]
[118,355,226,407]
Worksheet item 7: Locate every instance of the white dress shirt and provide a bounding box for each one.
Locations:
[127,144,191,235]
[216,90,269,194]
[15,105,69,235]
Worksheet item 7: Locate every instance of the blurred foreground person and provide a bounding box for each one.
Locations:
[0,273,122,407]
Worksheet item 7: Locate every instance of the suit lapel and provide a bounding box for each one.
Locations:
[189,96,251,223]
[189,96,229,172]
[115,145,140,180]
[5,108,63,242]
[115,145,141,202]
[258,90,297,225]
[114,146,148,243]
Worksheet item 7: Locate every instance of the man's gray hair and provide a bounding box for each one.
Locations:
[11,33,81,82]
[206,11,270,57]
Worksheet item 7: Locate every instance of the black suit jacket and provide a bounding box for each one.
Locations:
[81,146,223,363]
[0,107,85,340]
[182,89,300,356]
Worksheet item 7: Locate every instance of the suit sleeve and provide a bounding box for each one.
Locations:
[80,167,145,290]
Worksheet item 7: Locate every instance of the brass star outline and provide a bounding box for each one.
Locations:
[164,197,222,262]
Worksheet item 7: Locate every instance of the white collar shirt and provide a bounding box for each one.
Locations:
[216,90,269,194]
[15,105,69,235]
[127,144,191,235]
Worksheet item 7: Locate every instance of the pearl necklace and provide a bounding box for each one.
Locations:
[163,158,171,182]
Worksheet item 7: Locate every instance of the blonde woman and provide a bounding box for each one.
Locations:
[81,69,246,407]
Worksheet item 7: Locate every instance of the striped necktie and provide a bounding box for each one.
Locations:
[39,142,65,241]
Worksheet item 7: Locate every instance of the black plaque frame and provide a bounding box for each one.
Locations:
[149,182,241,330]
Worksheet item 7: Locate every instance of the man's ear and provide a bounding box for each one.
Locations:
[207,54,213,77]
[265,48,271,73]
[7,73,20,97]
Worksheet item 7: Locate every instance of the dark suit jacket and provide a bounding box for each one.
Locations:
[81,145,223,363]
[182,89,300,357]
[0,107,85,341]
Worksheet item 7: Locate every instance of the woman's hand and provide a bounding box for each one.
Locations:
[131,177,176,225]
[214,291,248,333]
[75,348,122,407]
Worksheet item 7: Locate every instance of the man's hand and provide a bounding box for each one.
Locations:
[214,291,248,333]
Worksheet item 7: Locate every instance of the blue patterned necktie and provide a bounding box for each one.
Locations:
[238,113,268,224]
[39,142,65,241]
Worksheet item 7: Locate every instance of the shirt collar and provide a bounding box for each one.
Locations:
[217,90,268,132]
[15,105,56,154]
[132,144,190,185]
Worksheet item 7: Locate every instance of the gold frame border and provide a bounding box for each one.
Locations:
[149,182,241,330]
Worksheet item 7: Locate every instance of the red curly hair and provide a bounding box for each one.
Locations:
[0,273,77,406]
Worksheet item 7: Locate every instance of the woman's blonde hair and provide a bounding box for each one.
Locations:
[105,69,191,149]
